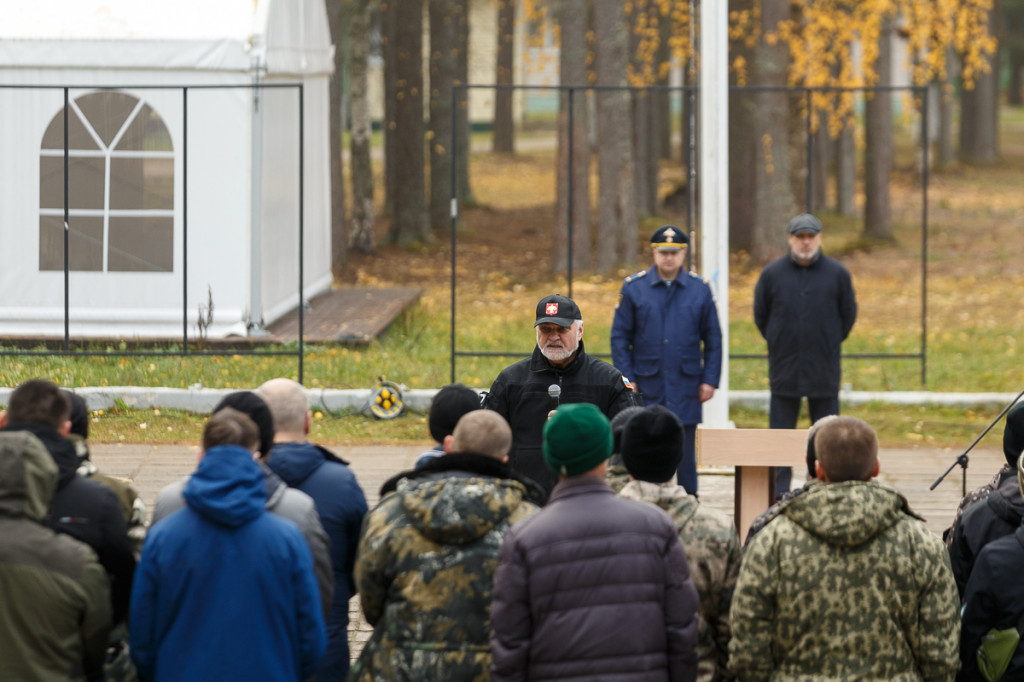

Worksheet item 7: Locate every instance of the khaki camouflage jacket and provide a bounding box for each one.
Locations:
[729,480,960,682]
[350,453,540,682]
[620,479,741,682]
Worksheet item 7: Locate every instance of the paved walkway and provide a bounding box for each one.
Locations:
[91,441,1006,663]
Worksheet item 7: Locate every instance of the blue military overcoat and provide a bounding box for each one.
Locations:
[611,266,723,425]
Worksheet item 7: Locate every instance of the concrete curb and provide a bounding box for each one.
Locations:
[0,386,1017,414]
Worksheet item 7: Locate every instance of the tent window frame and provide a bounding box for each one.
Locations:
[39,92,175,273]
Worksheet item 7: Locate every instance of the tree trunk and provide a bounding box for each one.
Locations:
[382,0,397,213]
[349,0,377,254]
[593,0,636,272]
[864,18,893,241]
[960,4,1001,164]
[835,121,856,217]
[554,0,591,274]
[656,15,672,161]
[811,112,829,213]
[737,0,798,262]
[429,0,457,232]
[492,0,516,153]
[1009,47,1024,106]
[937,48,956,167]
[454,0,475,205]
[327,0,349,280]
[386,0,428,245]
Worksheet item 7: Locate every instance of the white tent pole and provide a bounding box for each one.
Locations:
[699,0,731,427]
[248,52,268,334]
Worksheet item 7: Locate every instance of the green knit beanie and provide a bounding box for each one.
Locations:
[543,402,612,476]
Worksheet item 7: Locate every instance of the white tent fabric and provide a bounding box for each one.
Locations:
[0,0,333,338]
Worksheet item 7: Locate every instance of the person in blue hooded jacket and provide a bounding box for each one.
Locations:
[130,407,326,682]
[258,377,368,682]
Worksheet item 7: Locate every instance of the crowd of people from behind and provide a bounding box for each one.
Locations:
[0,215,1017,681]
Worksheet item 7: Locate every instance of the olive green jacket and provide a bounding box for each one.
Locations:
[0,430,112,680]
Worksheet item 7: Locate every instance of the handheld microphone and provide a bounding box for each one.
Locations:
[547,384,561,412]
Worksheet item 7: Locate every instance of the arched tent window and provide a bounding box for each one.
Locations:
[39,92,174,272]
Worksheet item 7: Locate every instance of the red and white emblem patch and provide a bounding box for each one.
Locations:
[546,303,559,315]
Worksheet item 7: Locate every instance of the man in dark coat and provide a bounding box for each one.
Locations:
[490,402,699,682]
[484,294,638,495]
[753,213,857,496]
[258,377,368,682]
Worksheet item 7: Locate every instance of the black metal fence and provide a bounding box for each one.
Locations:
[449,83,930,386]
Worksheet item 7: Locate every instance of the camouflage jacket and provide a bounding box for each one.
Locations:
[605,455,630,494]
[71,435,148,557]
[942,463,1012,548]
[729,480,960,682]
[350,453,540,682]
[620,480,741,682]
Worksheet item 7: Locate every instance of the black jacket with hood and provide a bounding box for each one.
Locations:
[2,421,135,624]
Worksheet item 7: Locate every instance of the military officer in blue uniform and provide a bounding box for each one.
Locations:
[610,225,722,495]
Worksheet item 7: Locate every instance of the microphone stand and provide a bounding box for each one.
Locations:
[930,387,1024,496]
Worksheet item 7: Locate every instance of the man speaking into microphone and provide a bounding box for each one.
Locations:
[484,294,639,497]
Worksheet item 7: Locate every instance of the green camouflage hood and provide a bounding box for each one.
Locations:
[396,474,531,545]
[784,480,921,548]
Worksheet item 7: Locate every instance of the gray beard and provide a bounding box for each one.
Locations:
[540,344,575,363]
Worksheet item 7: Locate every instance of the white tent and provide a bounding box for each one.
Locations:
[0,0,334,338]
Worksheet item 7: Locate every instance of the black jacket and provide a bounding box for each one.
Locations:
[379,451,548,507]
[483,341,638,495]
[753,252,857,397]
[960,527,1024,680]
[2,422,136,625]
[950,471,1024,598]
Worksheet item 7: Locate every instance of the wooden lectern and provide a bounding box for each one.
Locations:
[696,428,808,543]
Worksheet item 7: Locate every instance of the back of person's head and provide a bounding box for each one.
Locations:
[1004,402,1024,466]
[429,384,481,443]
[610,406,644,456]
[620,405,683,484]
[449,410,512,460]
[814,416,878,483]
[805,414,840,479]
[62,390,90,440]
[213,391,275,457]
[542,402,612,477]
[256,378,309,435]
[202,407,260,453]
[7,379,70,430]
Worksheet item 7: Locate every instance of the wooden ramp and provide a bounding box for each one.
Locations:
[268,286,422,344]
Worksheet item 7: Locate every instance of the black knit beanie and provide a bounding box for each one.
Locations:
[428,384,482,443]
[214,391,275,458]
[620,405,683,483]
[1004,402,1024,466]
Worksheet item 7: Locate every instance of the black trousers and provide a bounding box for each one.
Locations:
[770,394,839,496]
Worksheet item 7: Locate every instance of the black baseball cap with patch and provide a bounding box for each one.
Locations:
[650,225,688,251]
[535,294,582,328]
